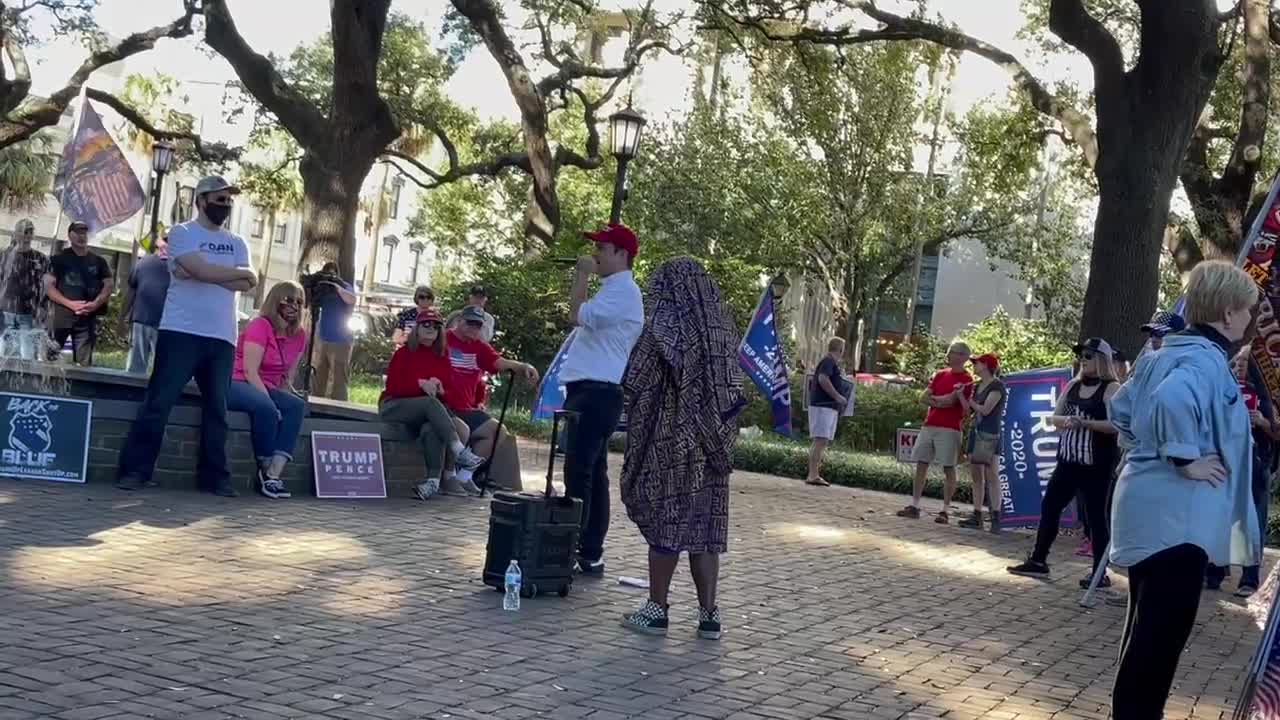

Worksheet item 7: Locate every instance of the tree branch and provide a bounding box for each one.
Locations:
[380,148,443,182]
[0,2,198,148]
[1047,0,1125,125]
[85,87,241,163]
[200,0,328,151]
[702,0,1100,167]
[1,34,31,113]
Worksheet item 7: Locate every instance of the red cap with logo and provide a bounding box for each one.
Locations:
[583,223,639,259]
[416,308,442,326]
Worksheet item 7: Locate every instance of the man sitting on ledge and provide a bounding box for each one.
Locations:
[445,306,539,487]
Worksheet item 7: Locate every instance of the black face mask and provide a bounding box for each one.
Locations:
[203,202,232,227]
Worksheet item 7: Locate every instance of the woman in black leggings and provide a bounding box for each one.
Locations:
[1108,261,1261,719]
[1007,337,1119,587]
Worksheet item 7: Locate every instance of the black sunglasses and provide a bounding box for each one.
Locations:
[464,320,484,328]
[1079,351,1097,361]
[416,293,434,301]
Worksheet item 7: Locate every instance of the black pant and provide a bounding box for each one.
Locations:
[51,319,96,366]
[118,330,234,488]
[1113,544,1208,719]
[1032,460,1109,573]
[563,381,624,564]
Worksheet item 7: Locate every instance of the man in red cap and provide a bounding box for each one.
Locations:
[561,223,644,576]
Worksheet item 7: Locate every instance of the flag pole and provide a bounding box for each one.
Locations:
[51,85,89,248]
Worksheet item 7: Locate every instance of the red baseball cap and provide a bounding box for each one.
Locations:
[583,223,639,259]
[416,308,442,325]
[972,353,1000,373]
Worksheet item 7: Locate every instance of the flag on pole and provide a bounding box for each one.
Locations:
[52,100,146,235]
[533,329,578,421]
[1235,568,1280,719]
[738,286,792,436]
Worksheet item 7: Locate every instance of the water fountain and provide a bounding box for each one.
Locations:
[0,219,70,397]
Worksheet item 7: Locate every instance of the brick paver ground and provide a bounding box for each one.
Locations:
[0,445,1267,720]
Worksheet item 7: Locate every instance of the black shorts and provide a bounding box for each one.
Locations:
[456,409,493,434]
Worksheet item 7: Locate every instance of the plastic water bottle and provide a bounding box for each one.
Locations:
[503,560,522,611]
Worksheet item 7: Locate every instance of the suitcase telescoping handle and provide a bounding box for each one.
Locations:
[547,409,579,498]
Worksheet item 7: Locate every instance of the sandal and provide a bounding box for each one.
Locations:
[935,511,949,524]
[805,477,831,486]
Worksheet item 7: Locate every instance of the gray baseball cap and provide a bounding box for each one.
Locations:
[460,306,486,323]
[195,175,241,197]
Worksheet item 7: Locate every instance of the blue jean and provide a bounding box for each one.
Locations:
[118,331,234,488]
[227,380,306,464]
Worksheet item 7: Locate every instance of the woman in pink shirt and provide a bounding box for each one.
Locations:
[227,281,308,498]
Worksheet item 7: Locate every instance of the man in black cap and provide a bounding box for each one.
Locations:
[116,176,257,496]
[43,220,112,365]
[1141,310,1186,351]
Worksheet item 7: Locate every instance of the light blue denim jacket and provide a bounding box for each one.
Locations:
[1108,333,1259,568]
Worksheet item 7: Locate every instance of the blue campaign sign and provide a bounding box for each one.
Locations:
[0,391,92,483]
[996,368,1077,528]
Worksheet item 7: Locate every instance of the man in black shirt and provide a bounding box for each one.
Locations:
[43,221,112,366]
[806,337,851,486]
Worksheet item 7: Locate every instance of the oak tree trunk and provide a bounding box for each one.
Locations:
[297,151,369,282]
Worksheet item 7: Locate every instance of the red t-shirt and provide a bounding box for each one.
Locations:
[924,368,973,430]
[445,330,502,411]
[380,345,465,407]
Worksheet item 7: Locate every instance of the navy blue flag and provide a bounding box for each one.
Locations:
[533,329,578,421]
[738,287,792,436]
[53,100,146,235]
[996,367,1077,528]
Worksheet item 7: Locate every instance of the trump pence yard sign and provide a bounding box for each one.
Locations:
[311,431,386,499]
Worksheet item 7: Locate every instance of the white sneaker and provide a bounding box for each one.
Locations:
[456,446,486,470]
[455,468,482,496]
[414,478,439,501]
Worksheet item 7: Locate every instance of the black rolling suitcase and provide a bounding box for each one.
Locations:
[482,409,582,599]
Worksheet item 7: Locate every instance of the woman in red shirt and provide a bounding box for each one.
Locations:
[379,309,485,499]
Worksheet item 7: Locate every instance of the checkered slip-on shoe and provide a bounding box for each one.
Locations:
[621,601,669,636]
[697,606,722,640]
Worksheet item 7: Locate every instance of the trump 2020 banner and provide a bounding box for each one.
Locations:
[0,392,92,483]
[996,367,1076,528]
[738,287,792,437]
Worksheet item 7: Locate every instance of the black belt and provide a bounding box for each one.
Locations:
[566,380,620,390]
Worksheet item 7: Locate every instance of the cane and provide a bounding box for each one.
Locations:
[1078,540,1111,608]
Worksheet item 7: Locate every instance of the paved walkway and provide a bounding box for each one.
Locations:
[0,446,1266,720]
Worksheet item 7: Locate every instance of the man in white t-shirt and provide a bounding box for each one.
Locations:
[560,223,644,576]
[116,176,257,496]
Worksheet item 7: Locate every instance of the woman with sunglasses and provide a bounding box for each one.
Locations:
[227,281,309,498]
[380,308,487,499]
[392,285,435,347]
[1007,337,1119,586]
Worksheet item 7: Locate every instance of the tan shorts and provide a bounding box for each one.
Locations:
[910,426,962,468]
[808,406,840,440]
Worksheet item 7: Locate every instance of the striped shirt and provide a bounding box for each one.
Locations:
[1057,379,1115,466]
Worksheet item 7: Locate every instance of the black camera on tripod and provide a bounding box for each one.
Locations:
[299,269,344,307]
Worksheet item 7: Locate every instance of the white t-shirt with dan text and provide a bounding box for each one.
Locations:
[160,220,251,346]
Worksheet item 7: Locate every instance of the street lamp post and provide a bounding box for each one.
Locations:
[148,141,176,253]
[608,103,646,224]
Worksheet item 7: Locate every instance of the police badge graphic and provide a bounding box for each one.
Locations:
[9,397,53,454]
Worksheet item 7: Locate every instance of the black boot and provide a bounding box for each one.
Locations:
[958,510,983,529]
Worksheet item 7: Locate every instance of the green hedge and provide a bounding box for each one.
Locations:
[500,409,962,503]
[737,379,923,455]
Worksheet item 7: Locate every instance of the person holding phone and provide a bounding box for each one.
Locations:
[1007,337,1119,585]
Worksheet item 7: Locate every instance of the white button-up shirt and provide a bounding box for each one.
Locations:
[559,270,644,385]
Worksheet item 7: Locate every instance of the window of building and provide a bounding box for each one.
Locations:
[274,220,287,245]
[250,212,264,238]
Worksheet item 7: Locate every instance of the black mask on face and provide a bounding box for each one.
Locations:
[203,201,232,227]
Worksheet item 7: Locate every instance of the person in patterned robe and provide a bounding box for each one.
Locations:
[618,257,746,640]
